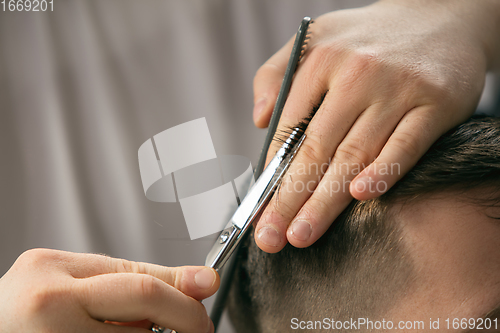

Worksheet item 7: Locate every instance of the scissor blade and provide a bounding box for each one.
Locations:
[205,133,306,270]
[204,148,285,269]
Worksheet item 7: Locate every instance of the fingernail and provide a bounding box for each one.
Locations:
[289,219,312,242]
[194,268,216,289]
[253,97,267,121]
[257,226,281,247]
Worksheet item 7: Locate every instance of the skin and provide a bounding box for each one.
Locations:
[386,196,500,332]
[252,0,500,253]
[3,1,500,330]
[0,249,219,333]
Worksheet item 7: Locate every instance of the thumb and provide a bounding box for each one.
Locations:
[253,37,293,128]
[170,266,220,301]
[60,252,220,301]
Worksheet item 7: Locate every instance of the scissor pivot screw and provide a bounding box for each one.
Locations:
[219,231,230,244]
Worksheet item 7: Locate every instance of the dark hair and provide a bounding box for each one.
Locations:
[228,116,500,332]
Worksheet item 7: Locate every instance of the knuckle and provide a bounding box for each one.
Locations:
[334,142,372,167]
[348,50,383,73]
[390,131,423,157]
[172,268,183,291]
[271,192,297,221]
[29,288,52,315]
[17,248,58,267]
[306,46,329,67]
[306,195,332,220]
[309,43,339,64]
[298,138,331,165]
[306,44,341,77]
[135,275,162,304]
[113,258,141,273]
[411,69,450,93]
[28,284,68,316]
[337,50,384,89]
[254,63,281,85]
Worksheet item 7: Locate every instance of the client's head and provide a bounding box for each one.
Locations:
[228,116,500,332]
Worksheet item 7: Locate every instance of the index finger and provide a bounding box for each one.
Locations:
[75,273,214,333]
[45,250,220,300]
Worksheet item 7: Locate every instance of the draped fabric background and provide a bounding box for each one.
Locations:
[0,1,497,331]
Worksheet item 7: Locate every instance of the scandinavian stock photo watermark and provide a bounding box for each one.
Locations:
[279,160,401,196]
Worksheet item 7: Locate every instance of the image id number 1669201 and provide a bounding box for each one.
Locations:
[2,0,53,11]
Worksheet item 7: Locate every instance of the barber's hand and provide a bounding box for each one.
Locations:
[0,249,219,332]
[253,0,499,252]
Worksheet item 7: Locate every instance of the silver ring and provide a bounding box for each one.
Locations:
[151,324,166,333]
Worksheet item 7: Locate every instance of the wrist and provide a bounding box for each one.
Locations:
[377,0,500,71]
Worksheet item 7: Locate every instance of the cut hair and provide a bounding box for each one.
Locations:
[228,116,500,332]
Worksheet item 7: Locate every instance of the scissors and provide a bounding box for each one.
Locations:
[205,127,306,270]
[151,16,313,333]
[206,16,313,271]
